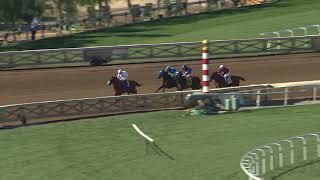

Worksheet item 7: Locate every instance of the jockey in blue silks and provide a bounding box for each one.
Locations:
[181,65,192,78]
[165,66,177,78]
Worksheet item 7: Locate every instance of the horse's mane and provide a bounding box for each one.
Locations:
[211,71,220,77]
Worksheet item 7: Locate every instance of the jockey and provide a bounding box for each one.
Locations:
[117,69,129,88]
[165,66,177,78]
[218,65,232,84]
[181,65,192,78]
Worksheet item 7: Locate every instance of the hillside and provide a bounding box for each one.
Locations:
[2,0,320,51]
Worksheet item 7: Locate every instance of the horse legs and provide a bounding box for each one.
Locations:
[234,81,240,86]
[155,84,166,93]
[162,86,166,92]
[191,79,196,90]
[196,80,202,90]
[130,86,138,94]
[176,81,184,91]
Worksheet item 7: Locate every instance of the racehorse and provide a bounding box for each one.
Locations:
[176,71,202,90]
[210,72,246,88]
[107,76,142,96]
[155,69,179,93]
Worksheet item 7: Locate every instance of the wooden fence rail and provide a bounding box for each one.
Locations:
[0,81,319,126]
[0,85,269,125]
[1,35,320,69]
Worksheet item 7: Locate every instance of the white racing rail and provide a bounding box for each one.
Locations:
[132,124,157,155]
[132,124,154,143]
[240,133,320,180]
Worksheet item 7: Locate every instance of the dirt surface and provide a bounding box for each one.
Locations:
[1,52,320,106]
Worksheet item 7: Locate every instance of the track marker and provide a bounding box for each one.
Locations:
[132,124,154,142]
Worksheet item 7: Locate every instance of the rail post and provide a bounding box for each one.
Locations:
[256,90,261,107]
[264,145,274,170]
[313,87,317,101]
[307,133,320,157]
[132,124,155,155]
[272,143,283,167]
[250,153,260,175]
[202,39,209,93]
[283,87,288,105]
[256,149,266,174]
[281,140,295,164]
[295,136,307,160]
[275,32,281,49]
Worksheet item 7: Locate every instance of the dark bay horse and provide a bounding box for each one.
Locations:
[107,76,142,96]
[210,72,246,88]
[155,69,179,93]
[176,71,202,90]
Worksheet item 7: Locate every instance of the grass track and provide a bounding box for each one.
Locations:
[0,104,320,180]
[2,0,320,51]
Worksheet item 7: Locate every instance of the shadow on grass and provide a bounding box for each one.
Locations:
[144,0,285,28]
[106,26,160,33]
[148,142,175,160]
[271,159,320,180]
[115,34,172,38]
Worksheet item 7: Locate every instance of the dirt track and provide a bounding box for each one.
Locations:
[1,52,320,106]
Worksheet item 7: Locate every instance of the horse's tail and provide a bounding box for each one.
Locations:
[239,76,246,81]
[193,77,202,89]
[135,81,142,87]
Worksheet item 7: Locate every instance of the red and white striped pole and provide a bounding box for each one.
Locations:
[202,39,209,93]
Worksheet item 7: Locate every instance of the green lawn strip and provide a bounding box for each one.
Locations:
[1,0,320,52]
[0,104,320,180]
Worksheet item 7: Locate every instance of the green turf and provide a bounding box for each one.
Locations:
[271,161,320,180]
[1,0,320,52]
[0,104,320,180]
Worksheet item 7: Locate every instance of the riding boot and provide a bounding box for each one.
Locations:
[187,77,192,86]
[125,80,130,89]
[227,77,232,84]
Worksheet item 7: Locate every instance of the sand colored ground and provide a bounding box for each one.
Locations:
[1,52,320,106]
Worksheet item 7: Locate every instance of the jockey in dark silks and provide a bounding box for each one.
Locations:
[218,65,232,84]
[165,66,177,78]
[181,65,192,78]
[117,69,130,89]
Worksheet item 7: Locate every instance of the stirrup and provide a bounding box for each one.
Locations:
[228,77,232,84]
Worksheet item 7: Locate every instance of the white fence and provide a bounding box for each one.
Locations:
[186,80,320,111]
[1,35,320,69]
[261,25,320,38]
[240,133,320,180]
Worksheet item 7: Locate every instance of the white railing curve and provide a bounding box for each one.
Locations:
[240,132,320,180]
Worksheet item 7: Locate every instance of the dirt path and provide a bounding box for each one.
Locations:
[1,52,320,106]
